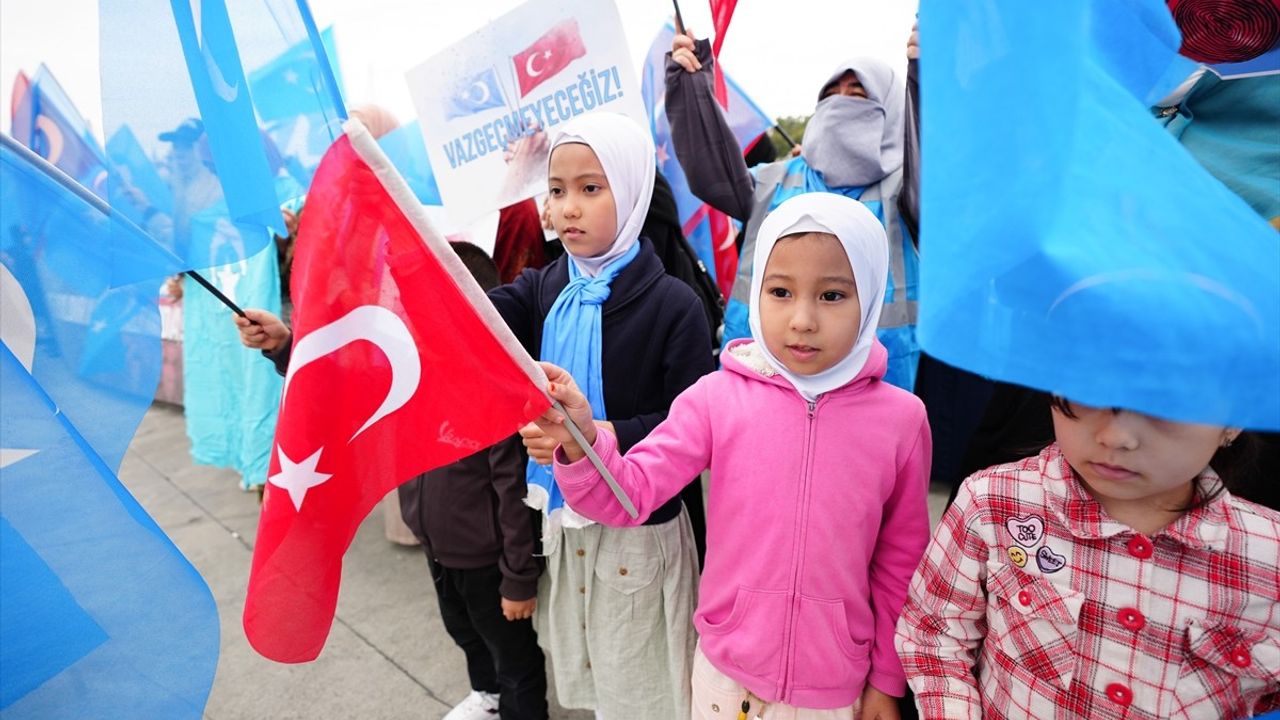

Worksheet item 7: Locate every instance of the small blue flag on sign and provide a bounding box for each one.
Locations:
[445,67,508,120]
[917,0,1280,430]
[0,136,218,718]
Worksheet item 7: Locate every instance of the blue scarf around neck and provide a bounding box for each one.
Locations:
[526,241,642,522]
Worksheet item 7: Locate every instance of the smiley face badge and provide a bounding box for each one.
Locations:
[1008,546,1029,568]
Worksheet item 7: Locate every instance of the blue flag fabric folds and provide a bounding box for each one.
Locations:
[378,120,444,206]
[918,0,1280,430]
[0,138,218,718]
[445,67,509,120]
[99,0,346,279]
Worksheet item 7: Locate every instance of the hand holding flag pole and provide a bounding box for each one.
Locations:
[550,400,638,519]
[345,119,637,520]
[0,132,255,323]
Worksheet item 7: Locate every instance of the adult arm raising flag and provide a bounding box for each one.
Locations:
[243,119,553,663]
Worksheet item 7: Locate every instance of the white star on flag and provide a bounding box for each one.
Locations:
[268,446,332,511]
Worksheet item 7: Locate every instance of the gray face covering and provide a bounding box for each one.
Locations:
[802,95,892,188]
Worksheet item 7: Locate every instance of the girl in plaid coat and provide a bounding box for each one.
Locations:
[895,398,1280,719]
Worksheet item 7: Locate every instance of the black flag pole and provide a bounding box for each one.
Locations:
[0,131,255,323]
[774,124,799,150]
[672,0,687,36]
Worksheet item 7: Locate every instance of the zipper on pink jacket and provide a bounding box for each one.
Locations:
[778,397,819,702]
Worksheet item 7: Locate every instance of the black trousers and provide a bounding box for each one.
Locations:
[429,560,548,720]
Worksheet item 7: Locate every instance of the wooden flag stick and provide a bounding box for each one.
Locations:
[552,400,639,519]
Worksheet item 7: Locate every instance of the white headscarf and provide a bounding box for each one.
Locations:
[747,193,889,400]
[548,113,655,277]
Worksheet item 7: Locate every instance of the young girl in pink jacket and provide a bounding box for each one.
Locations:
[532,193,932,719]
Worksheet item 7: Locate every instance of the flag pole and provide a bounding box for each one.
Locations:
[342,118,640,519]
[0,131,254,322]
[773,124,798,150]
[552,400,639,519]
[672,0,686,36]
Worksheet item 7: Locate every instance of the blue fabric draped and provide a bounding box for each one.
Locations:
[917,0,1280,429]
[526,243,642,518]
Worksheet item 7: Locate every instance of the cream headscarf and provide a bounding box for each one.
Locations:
[547,113,655,277]
[747,193,889,400]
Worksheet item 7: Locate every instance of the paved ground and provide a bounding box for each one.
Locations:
[119,402,950,719]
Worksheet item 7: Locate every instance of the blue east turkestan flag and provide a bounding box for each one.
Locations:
[0,135,218,718]
[247,25,348,192]
[445,67,508,120]
[379,120,443,205]
[917,0,1280,430]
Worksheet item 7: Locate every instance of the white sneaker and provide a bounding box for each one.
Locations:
[443,690,499,720]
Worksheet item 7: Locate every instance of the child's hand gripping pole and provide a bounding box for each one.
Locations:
[550,400,639,520]
[535,362,639,520]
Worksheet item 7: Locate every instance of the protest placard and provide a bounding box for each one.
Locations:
[406,0,645,222]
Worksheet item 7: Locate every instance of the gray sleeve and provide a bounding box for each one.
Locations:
[664,38,756,221]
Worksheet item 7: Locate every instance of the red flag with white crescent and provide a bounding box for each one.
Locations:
[513,18,588,97]
[243,120,550,663]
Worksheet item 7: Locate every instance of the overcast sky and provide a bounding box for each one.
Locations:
[1,0,917,142]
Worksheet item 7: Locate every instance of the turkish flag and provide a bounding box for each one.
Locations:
[243,121,550,663]
[513,19,587,97]
[709,0,738,108]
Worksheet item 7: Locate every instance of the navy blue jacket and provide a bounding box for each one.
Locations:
[489,238,715,529]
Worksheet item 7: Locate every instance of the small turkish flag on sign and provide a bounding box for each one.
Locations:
[513,18,587,97]
[243,120,550,663]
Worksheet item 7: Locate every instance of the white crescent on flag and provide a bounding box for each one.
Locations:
[270,305,421,511]
[33,115,65,165]
[190,0,240,103]
[525,49,553,78]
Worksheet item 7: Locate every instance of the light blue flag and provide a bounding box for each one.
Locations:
[378,120,443,205]
[918,0,1280,430]
[182,237,284,489]
[0,136,218,718]
[444,67,508,120]
[169,0,285,236]
[106,124,175,225]
[246,23,348,192]
[99,0,346,279]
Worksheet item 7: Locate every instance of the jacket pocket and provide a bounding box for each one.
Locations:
[791,595,870,691]
[1172,621,1280,719]
[699,587,788,681]
[987,563,1084,691]
[592,546,662,621]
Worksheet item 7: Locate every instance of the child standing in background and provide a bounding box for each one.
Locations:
[488,112,714,719]
[896,399,1280,719]
[533,193,932,719]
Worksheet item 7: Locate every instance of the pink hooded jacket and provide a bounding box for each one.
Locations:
[555,338,932,708]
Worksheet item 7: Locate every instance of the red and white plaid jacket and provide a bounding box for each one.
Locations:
[895,444,1280,719]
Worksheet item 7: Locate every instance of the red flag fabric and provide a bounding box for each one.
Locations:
[709,0,738,107]
[243,121,550,663]
[513,18,588,97]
